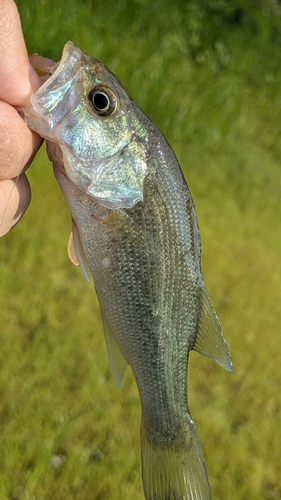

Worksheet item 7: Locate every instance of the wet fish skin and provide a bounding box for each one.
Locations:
[22,42,233,500]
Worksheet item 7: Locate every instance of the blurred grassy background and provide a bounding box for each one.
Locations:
[1,0,281,498]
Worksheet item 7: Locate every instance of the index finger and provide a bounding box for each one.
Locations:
[0,0,41,106]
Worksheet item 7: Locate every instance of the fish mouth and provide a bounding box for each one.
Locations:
[29,41,80,79]
[32,41,83,117]
[35,40,84,95]
[46,41,85,87]
[23,42,86,141]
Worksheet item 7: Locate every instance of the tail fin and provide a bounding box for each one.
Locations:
[141,418,211,500]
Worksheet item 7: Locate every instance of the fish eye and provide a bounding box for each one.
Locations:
[88,87,116,116]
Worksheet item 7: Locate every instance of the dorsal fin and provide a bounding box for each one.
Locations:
[193,286,234,372]
[68,221,91,282]
[102,315,128,389]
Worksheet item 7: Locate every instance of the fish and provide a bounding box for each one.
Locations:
[21,41,233,500]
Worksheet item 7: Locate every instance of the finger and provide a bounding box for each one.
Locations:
[0,100,43,180]
[0,174,31,236]
[0,0,41,105]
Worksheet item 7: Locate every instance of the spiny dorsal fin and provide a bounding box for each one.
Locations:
[193,286,234,372]
[69,221,91,282]
[102,315,128,389]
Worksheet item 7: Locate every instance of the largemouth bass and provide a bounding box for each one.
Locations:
[21,42,233,500]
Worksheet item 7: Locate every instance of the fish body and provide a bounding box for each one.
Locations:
[22,42,233,500]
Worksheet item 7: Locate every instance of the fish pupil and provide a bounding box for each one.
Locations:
[93,92,109,111]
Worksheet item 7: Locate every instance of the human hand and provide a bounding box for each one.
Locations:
[0,0,43,236]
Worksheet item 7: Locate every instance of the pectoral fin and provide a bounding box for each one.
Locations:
[102,315,128,389]
[193,286,234,372]
[67,221,91,282]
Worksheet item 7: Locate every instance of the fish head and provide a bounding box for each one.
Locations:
[23,41,149,209]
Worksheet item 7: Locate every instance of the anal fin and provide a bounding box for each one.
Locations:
[193,286,234,372]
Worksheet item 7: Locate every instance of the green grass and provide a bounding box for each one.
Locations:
[1,1,281,498]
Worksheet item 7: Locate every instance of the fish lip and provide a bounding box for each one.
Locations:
[49,41,83,82]
[39,41,84,90]
[61,40,79,61]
